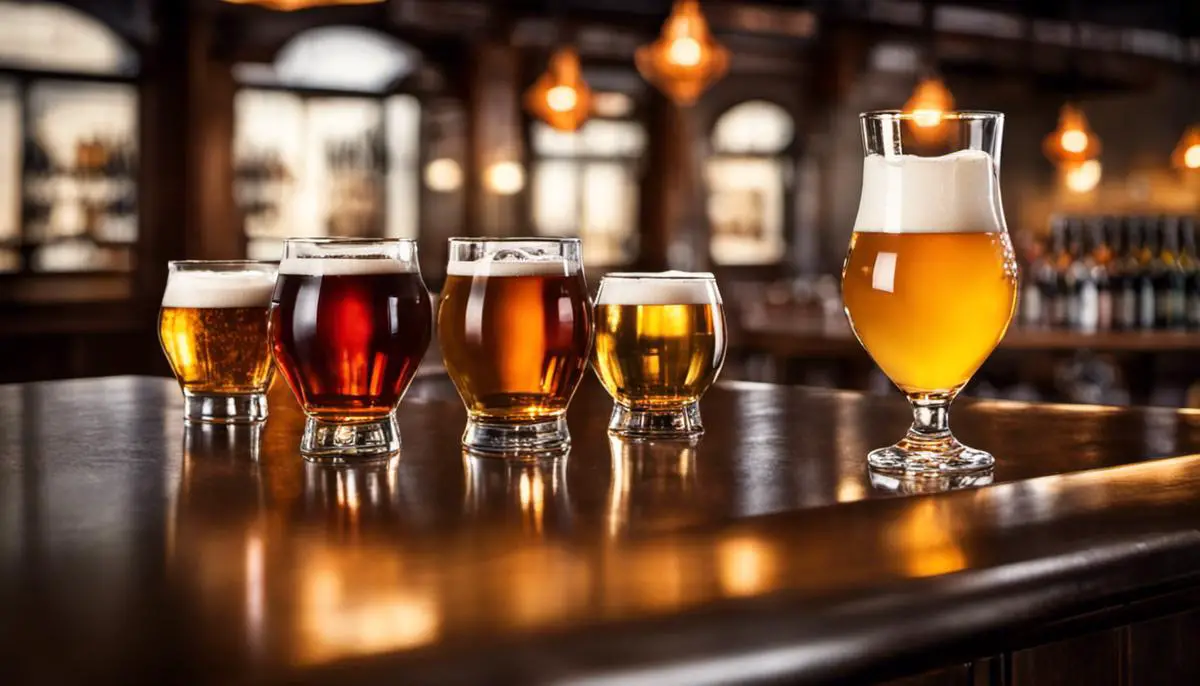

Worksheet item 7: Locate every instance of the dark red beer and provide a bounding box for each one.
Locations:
[270,262,432,421]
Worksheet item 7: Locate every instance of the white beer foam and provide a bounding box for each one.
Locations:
[852,150,1005,234]
[446,258,577,277]
[162,270,276,308]
[278,257,415,276]
[598,272,720,305]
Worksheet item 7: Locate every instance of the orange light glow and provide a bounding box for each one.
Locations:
[1171,124,1200,171]
[903,77,955,129]
[1044,103,1101,164]
[222,0,382,10]
[525,46,593,132]
[636,0,729,106]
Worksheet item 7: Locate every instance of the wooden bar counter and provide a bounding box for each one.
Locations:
[3,375,1200,684]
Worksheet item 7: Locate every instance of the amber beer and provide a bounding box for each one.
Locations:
[843,230,1017,394]
[270,239,432,461]
[593,273,727,437]
[438,239,592,455]
[159,261,277,423]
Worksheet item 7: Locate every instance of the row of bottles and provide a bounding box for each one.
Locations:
[1022,215,1200,332]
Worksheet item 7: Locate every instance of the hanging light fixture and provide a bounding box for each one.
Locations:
[1043,103,1101,165]
[525,45,593,132]
[636,0,730,106]
[222,0,383,9]
[1172,124,1200,171]
[903,75,955,128]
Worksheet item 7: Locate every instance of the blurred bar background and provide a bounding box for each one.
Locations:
[0,0,1197,406]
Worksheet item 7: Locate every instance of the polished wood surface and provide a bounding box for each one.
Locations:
[3,375,1200,684]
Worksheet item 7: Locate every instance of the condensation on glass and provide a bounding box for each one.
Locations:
[0,1,140,275]
[232,26,420,261]
[531,118,647,267]
[706,100,794,266]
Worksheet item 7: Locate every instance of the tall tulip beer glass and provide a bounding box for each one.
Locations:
[593,272,727,437]
[270,239,432,462]
[438,238,593,457]
[842,111,1018,475]
[159,261,278,423]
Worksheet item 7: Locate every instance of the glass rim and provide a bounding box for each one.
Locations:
[448,237,582,245]
[168,260,278,270]
[602,271,716,281]
[860,110,1004,122]
[282,237,419,246]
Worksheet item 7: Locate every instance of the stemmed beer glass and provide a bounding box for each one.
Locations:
[842,111,1018,476]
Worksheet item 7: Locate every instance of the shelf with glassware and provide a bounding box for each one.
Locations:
[10,133,138,274]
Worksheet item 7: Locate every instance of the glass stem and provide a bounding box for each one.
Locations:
[909,395,952,438]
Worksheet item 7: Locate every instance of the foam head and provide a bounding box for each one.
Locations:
[598,272,721,305]
[446,255,578,278]
[278,257,416,276]
[852,150,1005,234]
[161,269,277,308]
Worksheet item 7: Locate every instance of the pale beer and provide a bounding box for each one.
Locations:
[158,261,277,423]
[593,273,726,437]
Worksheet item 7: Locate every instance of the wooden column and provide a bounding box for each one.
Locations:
[637,92,709,271]
[465,41,524,238]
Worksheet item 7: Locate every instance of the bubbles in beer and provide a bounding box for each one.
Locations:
[853,149,1004,235]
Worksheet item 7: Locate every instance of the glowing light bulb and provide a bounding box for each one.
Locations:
[1064,159,1102,193]
[546,85,578,113]
[484,162,525,196]
[424,158,462,192]
[1060,129,1088,155]
[667,37,702,66]
[911,109,942,128]
[1185,144,1200,170]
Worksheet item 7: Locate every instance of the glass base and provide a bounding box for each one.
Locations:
[462,415,570,459]
[869,468,994,494]
[608,401,703,438]
[301,415,400,464]
[867,429,994,476]
[183,391,267,424]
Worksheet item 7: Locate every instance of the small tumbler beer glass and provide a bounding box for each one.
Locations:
[438,238,593,457]
[270,238,432,462]
[159,260,278,423]
[842,111,1018,476]
[593,272,727,437]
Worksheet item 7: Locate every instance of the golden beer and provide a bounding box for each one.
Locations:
[158,261,277,422]
[593,273,725,437]
[439,238,592,455]
[842,231,1017,394]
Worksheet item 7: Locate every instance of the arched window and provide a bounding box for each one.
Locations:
[531,111,646,267]
[0,2,139,274]
[706,100,794,265]
[233,27,420,260]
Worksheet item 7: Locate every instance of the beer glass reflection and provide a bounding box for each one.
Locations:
[270,238,432,463]
[463,454,571,536]
[438,238,593,457]
[593,272,726,437]
[842,111,1017,475]
[606,436,700,538]
[159,261,277,423]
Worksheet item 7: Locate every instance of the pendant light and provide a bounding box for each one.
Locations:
[525,45,593,132]
[1044,2,1101,166]
[222,0,382,10]
[902,0,955,137]
[1172,124,1200,171]
[636,0,729,106]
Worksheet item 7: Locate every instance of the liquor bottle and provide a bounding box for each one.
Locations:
[1064,218,1087,329]
[1112,217,1141,331]
[1093,216,1115,330]
[1072,220,1099,332]
[1154,215,1187,330]
[1049,217,1072,328]
[1021,232,1050,327]
[1180,216,1200,330]
[1137,216,1161,330]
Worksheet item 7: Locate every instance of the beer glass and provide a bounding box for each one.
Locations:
[270,238,432,462]
[159,260,277,423]
[438,238,593,456]
[843,111,1018,475]
[593,272,727,437]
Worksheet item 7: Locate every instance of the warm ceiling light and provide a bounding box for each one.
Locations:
[1171,124,1200,171]
[1043,103,1101,165]
[636,0,730,106]
[1063,159,1102,193]
[903,76,955,129]
[424,158,463,193]
[484,162,525,196]
[525,46,593,132]
[222,0,383,9]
